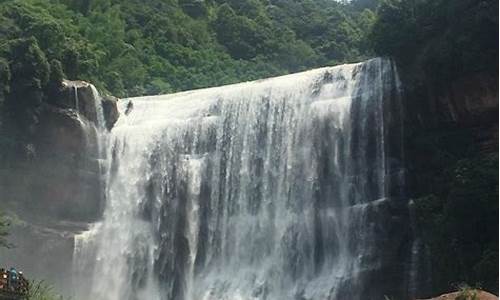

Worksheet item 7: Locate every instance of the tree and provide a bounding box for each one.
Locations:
[214,4,262,59]
[7,37,50,91]
[179,0,208,18]
[48,59,64,86]
[370,0,417,63]
[0,0,377,96]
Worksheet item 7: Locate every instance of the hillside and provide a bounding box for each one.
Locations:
[0,0,376,97]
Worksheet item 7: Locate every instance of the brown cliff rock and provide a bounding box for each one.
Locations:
[419,290,498,300]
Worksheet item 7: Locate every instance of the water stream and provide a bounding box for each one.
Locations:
[73,58,410,300]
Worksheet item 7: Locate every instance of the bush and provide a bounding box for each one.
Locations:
[27,280,65,300]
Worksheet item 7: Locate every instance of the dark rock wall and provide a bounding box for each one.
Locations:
[402,70,498,296]
[0,80,118,294]
[1,81,116,222]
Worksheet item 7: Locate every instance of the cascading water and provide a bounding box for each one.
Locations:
[73,58,411,300]
[71,82,109,298]
[90,85,106,130]
[74,86,80,112]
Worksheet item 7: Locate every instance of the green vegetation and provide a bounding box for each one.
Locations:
[27,280,65,300]
[0,0,376,98]
[0,0,495,102]
[371,0,498,84]
[456,285,480,300]
[412,133,498,293]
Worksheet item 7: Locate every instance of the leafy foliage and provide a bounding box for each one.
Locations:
[27,280,65,300]
[414,147,498,292]
[371,0,499,82]
[0,0,375,97]
[455,285,480,300]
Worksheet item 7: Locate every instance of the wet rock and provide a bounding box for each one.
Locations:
[58,80,120,131]
[46,80,111,129]
[57,80,100,124]
[124,100,134,115]
[102,95,119,130]
[405,72,498,128]
[1,103,104,222]
[437,74,498,125]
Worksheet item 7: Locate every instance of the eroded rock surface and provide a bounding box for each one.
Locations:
[419,290,498,300]
[0,79,118,295]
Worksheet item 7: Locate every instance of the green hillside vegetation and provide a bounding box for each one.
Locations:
[371,0,498,86]
[0,0,375,97]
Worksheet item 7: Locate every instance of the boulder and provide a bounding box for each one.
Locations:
[54,80,100,125]
[47,80,120,130]
[102,95,119,130]
[419,290,498,300]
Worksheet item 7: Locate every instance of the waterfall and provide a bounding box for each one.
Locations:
[74,86,79,112]
[90,85,106,131]
[72,82,110,298]
[73,58,410,300]
[89,84,108,198]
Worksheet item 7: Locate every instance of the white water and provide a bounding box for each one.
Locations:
[90,85,106,131]
[73,58,409,300]
[74,86,79,112]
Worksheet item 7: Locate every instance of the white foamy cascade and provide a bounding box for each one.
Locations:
[90,85,106,131]
[74,86,79,112]
[73,58,409,300]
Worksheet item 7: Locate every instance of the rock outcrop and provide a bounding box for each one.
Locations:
[404,69,499,296]
[59,80,119,128]
[102,95,119,130]
[0,79,119,295]
[419,290,498,300]
[2,80,118,222]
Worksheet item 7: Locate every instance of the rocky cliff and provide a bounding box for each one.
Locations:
[0,80,118,294]
[403,69,499,296]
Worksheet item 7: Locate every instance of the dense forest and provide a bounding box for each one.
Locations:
[0,0,496,98]
[0,0,377,98]
[0,0,498,297]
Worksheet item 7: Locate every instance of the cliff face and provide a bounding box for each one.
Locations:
[404,70,499,296]
[1,80,118,222]
[405,72,498,127]
[437,74,498,125]
[0,80,118,294]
